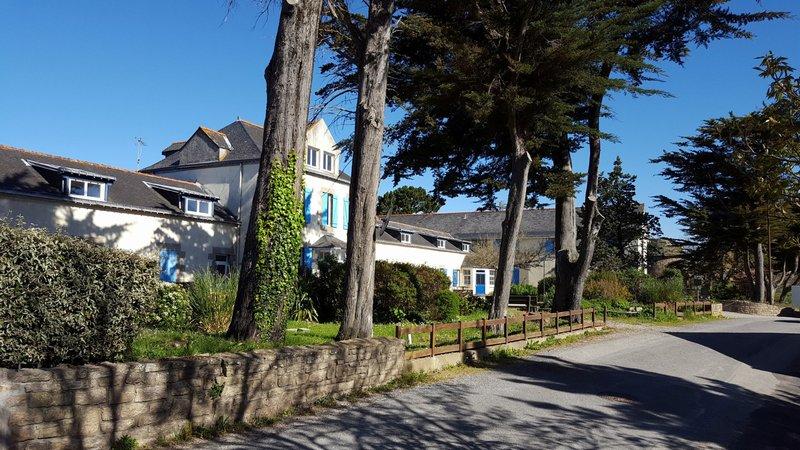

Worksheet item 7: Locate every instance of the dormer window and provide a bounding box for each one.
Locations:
[437,239,446,249]
[462,243,471,252]
[184,197,213,217]
[400,232,412,244]
[66,177,106,201]
[322,151,335,172]
[306,146,319,168]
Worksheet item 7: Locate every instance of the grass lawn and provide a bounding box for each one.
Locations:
[609,311,723,326]
[130,311,492,361]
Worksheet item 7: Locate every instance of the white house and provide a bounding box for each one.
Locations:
[142,118,468,280]
[0,145,239,282]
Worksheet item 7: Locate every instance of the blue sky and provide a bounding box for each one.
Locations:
[1,0,798,237]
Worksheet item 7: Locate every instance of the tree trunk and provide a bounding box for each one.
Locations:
[552,64,611,312]
[228,0,324,341]
[489,114,532,320]
[756,242,766,303]
[553,141,579,313]
[337,0,395,340]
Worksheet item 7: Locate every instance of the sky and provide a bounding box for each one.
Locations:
[1,0,798,238]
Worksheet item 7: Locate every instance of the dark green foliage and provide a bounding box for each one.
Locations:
[376,186,443,215]
[430,290,462,322]
[510,284,537,296]
[189,270,238,334]
[591,157,661,271]
[584,271,632,310]
[112,435,139,450]
[638,276,685,304]
[459,292,489,315]
[537,277,556,296]
[306,258,457,323]
[0,221,159,368]
[148,283,191,330]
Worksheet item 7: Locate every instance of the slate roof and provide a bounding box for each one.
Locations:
[387,209,561,240]
[161,141,186,156]
[142,119,351,182]
[376,218,471,252]
[0,145,237,223]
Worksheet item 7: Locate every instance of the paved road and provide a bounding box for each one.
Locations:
[195,314,800,449]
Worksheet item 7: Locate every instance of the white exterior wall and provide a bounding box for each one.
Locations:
[375,242,467,288]
[0,195,238,282]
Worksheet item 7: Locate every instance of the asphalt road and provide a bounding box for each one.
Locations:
[194,314,800,449]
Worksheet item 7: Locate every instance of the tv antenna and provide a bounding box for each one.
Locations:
[134,137,147,170]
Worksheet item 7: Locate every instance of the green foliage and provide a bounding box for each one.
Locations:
[209,381,225,400]
[148,283,190,330]
[0,221,158,368]
[538,276,556,295]
[373,262,419,322]
[289,289,319,323]
[253,154,305,340]
[510,284,537,295]
[189,269,238,334]
[430,290,462,322]
[639,276,685,304]
[112,435,139,450]
[584,272,632,310]
[376,186,443,215]
[460,292,489,315]
[303,254,346,322]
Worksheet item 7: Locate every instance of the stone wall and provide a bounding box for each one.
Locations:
[722,300,787,316]
[0,338,405,450]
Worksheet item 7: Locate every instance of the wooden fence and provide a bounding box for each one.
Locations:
[652,301,714,317]
[395,308,605,360]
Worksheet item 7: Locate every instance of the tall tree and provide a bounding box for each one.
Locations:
[591,156,661,271]
[552,1,785,312]
[383,0,633,320]
[319,0,396,339]
[376,186,443,215]
[228,0,325,341]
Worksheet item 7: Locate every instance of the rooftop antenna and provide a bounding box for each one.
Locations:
[134,137,147,170]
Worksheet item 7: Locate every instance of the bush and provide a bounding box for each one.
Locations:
[619,268,650,301]
[460,292,489,315]
[430,290,462,322]
[511,284,537,295]
[0,221,159,368]
[396,263,451,310]
[374,261,419,322]
[538,276,555,296]
[147,283,191,330]
[303,254,345,322]
[584,271,632,310]
[188,269,238,334]
[639,276,685,304]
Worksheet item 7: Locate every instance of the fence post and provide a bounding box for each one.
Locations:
[674,302,679,316]
[591,308,596,327]
[556,312,560,334]
[458,320,464,352]
[395,324,401,339]
[523,314,528,340]
[603,306,607,324]
[504,316,509,344]
[569,311,573,332]
[481,318,487,347]
[539,313,544,337]
[653,303,658,319]
[580,308,584,329]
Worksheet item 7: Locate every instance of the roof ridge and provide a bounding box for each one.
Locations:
[390,208,556,217]
[199,126,226,137]
[0,144,205,189]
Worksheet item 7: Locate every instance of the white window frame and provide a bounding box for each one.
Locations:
[462,243,471,252]
[184,197,214,217]
[212,254,230,275]
[453,269,461,287]
[325,193,335,226]
[400,232,412,244]
[66,177,106,201]
[463,270,472,286]
[489,269,496,285]
[306,146,319,168]
[437,239,446,249]
[322,151,335,172]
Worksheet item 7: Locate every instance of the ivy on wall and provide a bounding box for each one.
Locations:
[253,153,305,341]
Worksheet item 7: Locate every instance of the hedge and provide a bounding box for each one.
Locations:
[0,221,159,368]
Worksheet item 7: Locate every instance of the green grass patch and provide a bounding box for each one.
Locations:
[610,311,722,326]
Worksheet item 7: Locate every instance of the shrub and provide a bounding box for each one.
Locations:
[639,276,685,304]
[0,221,159,368]
[584,271,632,310]
[188,269,238,334]
[460,292,489,315]
[397,263,451,311]
[304,254,345,322]
[147,283,191,330]
[511,284,537,295]
[538,276,556,296]
[619,268,650,301]
[374,261,419,322]
[430,290,462,322]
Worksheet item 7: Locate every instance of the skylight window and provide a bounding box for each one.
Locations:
[66,178,106,201]
[185,197,213,217]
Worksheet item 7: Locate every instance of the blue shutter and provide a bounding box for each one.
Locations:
[321,193,329,226]
[343,199,349,230]
[452,269,459,287]
[512,267,521,285]
[159,249,178,283]
[303,246,313,269]
[304,188,312,224]
[331,195,339,228]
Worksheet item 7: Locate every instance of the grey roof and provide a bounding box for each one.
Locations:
[161,141,186,156]
[387,209,560,240]
[0,145,236,223]
[311,234,347,249]
[375,218,470,253]
[142,119,351,182]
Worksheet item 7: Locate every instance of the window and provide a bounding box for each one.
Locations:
[306,146,319,167]
[66,178,105,201]
[322,151,335,172]
[452,269,460,288]
[401,232,411,244]
[185,197,213,217]
[159,248,179,283]
[463,270,472,286]
[437,239,446,249]
[321,193,336,227]
[462,243,471,252]
[544,239,555,254]
[213,254,230,275]
[489,269,496,285]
